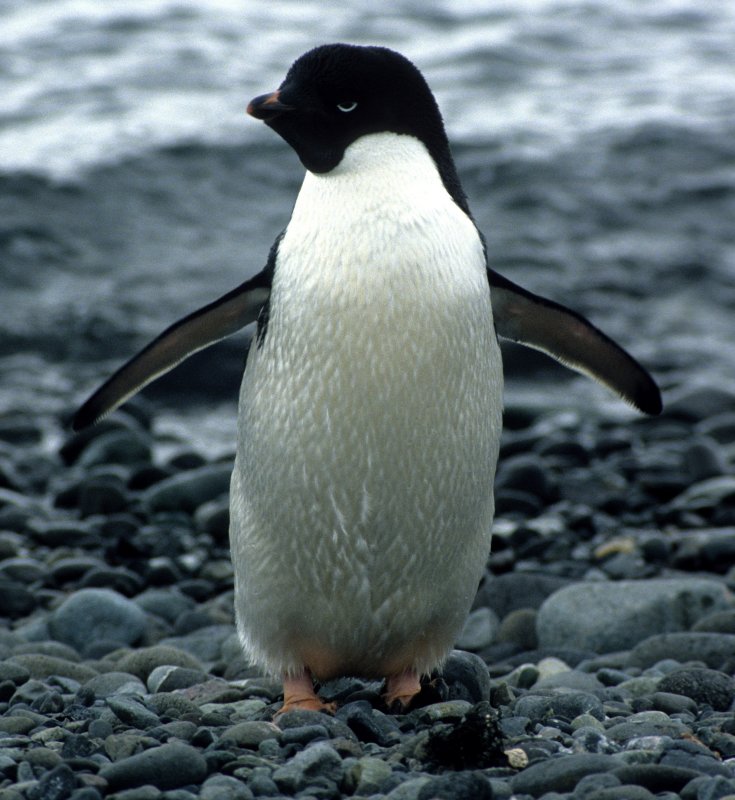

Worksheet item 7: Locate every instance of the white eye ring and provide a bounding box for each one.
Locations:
[337,101,358,113]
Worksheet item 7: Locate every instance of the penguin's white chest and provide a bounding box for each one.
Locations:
[230,134,503,679]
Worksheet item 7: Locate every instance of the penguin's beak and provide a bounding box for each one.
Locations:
[247,90,294,121]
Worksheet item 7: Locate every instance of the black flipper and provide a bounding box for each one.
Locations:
[488,268,662,415]
[72,270,272,430]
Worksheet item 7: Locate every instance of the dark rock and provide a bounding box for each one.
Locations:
[271,741,344,793]
[417,772,493,800]
[496,608,539,650]
[510,753,617,796]
[78,475,129,517]
[629,633,735,670]
[424,701,505,770]
[141,464,231,514]
[336,702,401,746]
[8,654,97,683]
[473,572,571,618]
[98,742,207,790]
[107,696,161,730]
[30,763,77,800]
[116,645,204,681]
[514,691,604,723]
[76,429,152,468]
[658,668,734,711]
[146,665,209,693]
[441,650,491,704]
[48,588,147,651]
[219,721,280,748]
[692,609,735,633]
[200,775,254,800]
[613,764,701,793]
[0,576,36,618]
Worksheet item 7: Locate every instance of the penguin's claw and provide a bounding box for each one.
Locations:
[383,669,422,710]
[277,671,336,716]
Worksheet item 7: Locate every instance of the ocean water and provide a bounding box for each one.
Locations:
[1,0,734,447]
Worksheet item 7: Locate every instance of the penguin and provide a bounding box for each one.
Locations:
[73,44,661,714]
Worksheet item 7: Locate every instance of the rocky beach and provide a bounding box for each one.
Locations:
[2,1,735,798]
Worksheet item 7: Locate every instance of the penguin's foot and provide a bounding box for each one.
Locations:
[277,670,336,716]
[384,669,422,710]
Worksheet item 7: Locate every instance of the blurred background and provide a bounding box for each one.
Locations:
[1,0,734,452]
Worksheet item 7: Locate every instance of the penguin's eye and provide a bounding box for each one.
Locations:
[337,101,358,113]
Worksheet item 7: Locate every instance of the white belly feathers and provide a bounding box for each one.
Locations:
[230,133,503,679]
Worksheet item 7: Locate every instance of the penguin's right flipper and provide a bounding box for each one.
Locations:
[72,273,271,431]
[489,269,662,415]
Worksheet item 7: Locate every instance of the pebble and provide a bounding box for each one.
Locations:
[657,668,735,711]
[629,633,735,670]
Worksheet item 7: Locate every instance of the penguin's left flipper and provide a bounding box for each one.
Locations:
[489,269,662,416]
[72,274,271,431]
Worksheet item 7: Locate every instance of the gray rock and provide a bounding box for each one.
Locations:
[606,710,689,742]
[76,429,152,468]
[84,672,147,698]
[658,668,734,711]
[146,665,209,693]
[537,579,732,652]
[8,654,97,682]
[514,691,604,723]
[385,777,431,800]
[455,607,498,651]
[272,740,344,793]
[133,589,195,626]
[496,608,539,650]
[32,762,77,800]
[200,775,253,800]
[48,589,147,652]
[510,753,617,795]
[350,756,393,795]
[417,772,493,800]
[219,721,280,748]
[99,742,207,790]
[474,572,571,617]
[107,696,161,730]
[629,633,735,670]
[141,464,232,514]
[442,650,491,704]
[692,609,735,633]
[159,624,234,663]
[116,645,204,680]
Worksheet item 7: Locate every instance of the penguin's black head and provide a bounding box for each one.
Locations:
[248,44,469,213]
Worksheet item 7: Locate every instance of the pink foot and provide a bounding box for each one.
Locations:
[277,670,336,716]
[384,669,421,709]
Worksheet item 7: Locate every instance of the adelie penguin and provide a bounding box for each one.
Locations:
[74,44,662,714]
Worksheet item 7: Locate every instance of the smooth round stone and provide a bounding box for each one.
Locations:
[496,608,539,650]
[417,772,494,800]
[219,720,280,748]
[658,668,734,711]
[613,764,701,793]
[514,691,604,723]
[271,740,344,794]
[473,572,571,618]
[141,464,232,514]
[0,577,36,618]
[159,624,234,663]
[76,429,152,468]
[8,654,97,682]
[629,633,735,670]
[440,650,492,704]
[510,753,617,795]
[146,665,209,693]
[605,711,688,743]
[455,607,499,651]
[0,557,45,584]
[78,475,130,517]
[84,672,147,699]
[116,645,205,681]
[692,609,735,634]
[107,696,161,730]
[200,775,254,800]
[48,588,147,653]
[537,579,732,652]
[348,756,393,795]
[99,742,207,790]
[133,589,195,625]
